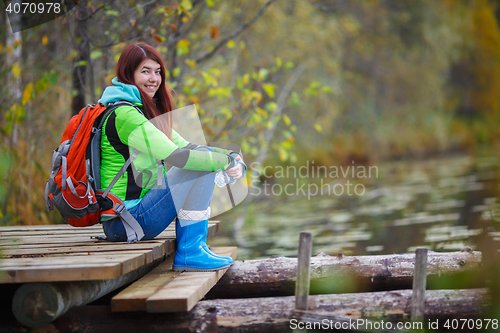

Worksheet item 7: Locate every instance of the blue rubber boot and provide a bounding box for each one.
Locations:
[197,219,234,264]
[173,219,233,271]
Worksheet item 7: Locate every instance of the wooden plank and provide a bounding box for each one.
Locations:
[0,263,122,283]
[0,222,221,284]
[0,253,146,283]
[1,241,166,258]
[0,239,177,254]
[0,229,105,237]
[1,252,146,269]
[0,225,103,231]
[411,248,428,322]
[111,256,180,312]
[146,247,237,313]
[0,222,218,245]
[0,236,110,246]
[295,232,312,311]
[0,221,218,233]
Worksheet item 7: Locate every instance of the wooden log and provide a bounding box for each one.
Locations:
[14,289,487,333]
[11,257,164,328]
[207,248,484,299]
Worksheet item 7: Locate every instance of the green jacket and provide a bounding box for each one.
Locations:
[98,78,234,207]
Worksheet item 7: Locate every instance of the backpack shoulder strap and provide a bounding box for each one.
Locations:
[95,101,143,130]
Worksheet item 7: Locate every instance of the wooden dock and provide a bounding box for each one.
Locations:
[0,222,236,328]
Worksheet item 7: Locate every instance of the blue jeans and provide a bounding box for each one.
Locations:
[102,147,217,242]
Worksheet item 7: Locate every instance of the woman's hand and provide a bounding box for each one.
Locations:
[226,155,244,179]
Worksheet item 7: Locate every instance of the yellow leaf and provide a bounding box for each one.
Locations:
[279,148,288,161]
[262,83,276,98]
[176,39,191,47]
[182,16,189,23]
[254,91,263,103]
[227,40,236,49]
[22,83,33,105]
[42,35,49,46]
[180,0,193,11]
[12,62,21,78]
[283,114,291,126]
[0,43,3,53]
[314,124,323,133]
[185,59,196,68]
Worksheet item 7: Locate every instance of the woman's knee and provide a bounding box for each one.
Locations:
[102,218,127,242]
[193,145,214,152]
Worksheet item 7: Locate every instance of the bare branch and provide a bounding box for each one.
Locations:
[195,0,276,64]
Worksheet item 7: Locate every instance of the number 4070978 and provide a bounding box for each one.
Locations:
[5,2,61,14]
[443,319,498,330]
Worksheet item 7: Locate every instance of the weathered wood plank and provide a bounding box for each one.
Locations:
[0,220,218,232]
[0,222,219,284]
[1,263,123,283]
[2,250,155,265]
[111,256,179,312]
[0,252,147,267]
[295,232,312,310]
[0,239,173,251]
[0,229,105,237]
[0,236,112,246]
[0,225,103,231]
[1,241,166,258]
[0,253,147,283]
[411,248,428,322]
[146,247,237,313]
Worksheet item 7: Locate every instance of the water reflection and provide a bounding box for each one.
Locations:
[213,153,500,260]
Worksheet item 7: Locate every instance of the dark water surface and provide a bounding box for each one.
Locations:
[213,151,500,260]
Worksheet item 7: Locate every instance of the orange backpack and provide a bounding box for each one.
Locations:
[45,102,145,242]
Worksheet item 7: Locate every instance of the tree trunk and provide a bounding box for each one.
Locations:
[71,0,91,115]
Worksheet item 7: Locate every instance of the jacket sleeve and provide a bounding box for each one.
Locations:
[113,106,233,171]
[172,128,239,156]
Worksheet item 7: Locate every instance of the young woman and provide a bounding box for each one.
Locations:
[98,43,246,271]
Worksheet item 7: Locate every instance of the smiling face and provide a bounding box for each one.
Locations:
[133,58,162,99]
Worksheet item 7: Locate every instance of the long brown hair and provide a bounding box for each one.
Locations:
[116,43,175,139]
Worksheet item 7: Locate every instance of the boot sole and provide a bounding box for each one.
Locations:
[172,263,232,272]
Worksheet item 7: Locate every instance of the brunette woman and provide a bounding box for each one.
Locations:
[98,43,245,271]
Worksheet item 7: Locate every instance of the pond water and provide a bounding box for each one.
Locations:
[212,151,500,260]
